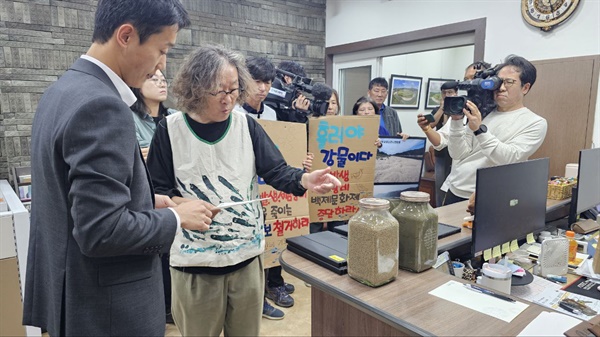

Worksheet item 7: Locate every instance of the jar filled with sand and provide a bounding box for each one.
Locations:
[347,198,399,287]
[392,191,438,272]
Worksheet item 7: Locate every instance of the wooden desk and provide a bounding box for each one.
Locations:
[437,200,472,253]
[281,249,548,336]
[546,198,571,213]
[279,196,575,336]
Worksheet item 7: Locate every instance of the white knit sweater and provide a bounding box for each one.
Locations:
[433,107,548,198]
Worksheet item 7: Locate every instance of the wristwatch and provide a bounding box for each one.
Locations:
[474,124,487,136]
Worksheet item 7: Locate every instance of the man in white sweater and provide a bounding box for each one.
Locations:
[418,55,548,205]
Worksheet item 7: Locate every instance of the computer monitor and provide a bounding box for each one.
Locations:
[373,136,426,198]
[568,148,600,225]
[472,158,549,254]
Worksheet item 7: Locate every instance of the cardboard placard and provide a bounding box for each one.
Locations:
[307,115,379,222]
[257,120,309,267]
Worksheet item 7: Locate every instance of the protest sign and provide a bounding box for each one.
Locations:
[307,115,378,222]
[257,120,310,267]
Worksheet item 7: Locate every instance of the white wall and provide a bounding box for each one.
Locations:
[327,0,600,147]
[381,46,473,136]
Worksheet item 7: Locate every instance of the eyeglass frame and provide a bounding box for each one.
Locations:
[499,78,518,88]
[208,88,243,99]
[149,77,169,87]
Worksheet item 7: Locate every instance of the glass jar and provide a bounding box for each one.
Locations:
[391,191,438,272]
[347,198,399,287]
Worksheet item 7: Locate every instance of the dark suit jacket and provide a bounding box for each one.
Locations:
[381,105,402,135]
[23,58,178,336]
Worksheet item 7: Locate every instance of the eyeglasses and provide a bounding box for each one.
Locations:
[209,88,241,99]
[150,78,168,87]
[500,78,518,88]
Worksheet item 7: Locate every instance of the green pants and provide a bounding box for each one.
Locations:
[170,256,264,337]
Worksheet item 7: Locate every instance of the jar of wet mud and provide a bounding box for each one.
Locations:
[391,191,438,272]
[347,198,399,287]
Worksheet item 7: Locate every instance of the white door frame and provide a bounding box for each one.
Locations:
[332,58,380,92]
[333,58,380,114]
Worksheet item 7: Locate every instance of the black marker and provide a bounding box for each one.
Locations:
[559,301,581,315]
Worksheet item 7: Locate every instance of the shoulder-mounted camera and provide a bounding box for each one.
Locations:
[444,64,503,119]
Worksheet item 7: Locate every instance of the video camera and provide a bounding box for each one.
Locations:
[444,64,503,118]
[264,68,330,120]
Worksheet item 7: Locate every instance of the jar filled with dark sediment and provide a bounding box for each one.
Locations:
[391,191,438,272]
[347,198,399,287]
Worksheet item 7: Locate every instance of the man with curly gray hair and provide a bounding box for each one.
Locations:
[147,44,341,336]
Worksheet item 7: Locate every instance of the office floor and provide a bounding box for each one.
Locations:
[165,269,311,336]
[40,271,310,337]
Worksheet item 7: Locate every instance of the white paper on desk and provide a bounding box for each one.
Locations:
[429,280,529,323]
[216,198,269,209]
[517,311,581,337]
[510,275,562,303]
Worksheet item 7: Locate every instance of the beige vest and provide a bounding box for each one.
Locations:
[167,110,264,267]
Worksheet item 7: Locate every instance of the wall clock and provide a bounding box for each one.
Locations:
[521,0,581,31]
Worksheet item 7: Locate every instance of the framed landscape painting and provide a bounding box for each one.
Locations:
[425,78,454,109]
[388,75,422,109]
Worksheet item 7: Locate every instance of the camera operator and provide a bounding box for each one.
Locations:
[426,62,491,207]
[427,81,458,206]
[417,55,548,206]
[271,60,311,123]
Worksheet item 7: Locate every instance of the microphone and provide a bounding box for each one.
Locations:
[308,83,333,117]
[311,82,333,101]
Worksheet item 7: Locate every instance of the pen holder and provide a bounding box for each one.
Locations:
[477,263,512,295]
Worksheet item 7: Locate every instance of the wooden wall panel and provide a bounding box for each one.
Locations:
[527,55,599,177]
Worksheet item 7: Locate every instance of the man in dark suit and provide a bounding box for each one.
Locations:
[23,1,216,336]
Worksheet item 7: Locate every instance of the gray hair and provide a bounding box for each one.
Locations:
[171,44,251,114]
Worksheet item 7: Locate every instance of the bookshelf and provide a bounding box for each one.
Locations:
[11,166,31,204]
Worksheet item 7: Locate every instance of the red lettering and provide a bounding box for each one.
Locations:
[332,183,350,194]
[273,219,284,237]
[330,169,350,183]
[259,190,307,204]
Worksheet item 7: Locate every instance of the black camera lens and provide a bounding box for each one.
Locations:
[444,96,467,115]
[309,100,329,117]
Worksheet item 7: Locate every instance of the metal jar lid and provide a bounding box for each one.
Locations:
[358,197,390,209]
[399,191,430,203]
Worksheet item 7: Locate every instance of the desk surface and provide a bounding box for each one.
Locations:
[281,249,548,336]
[546,197,571,213]
[436,198,572,253]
